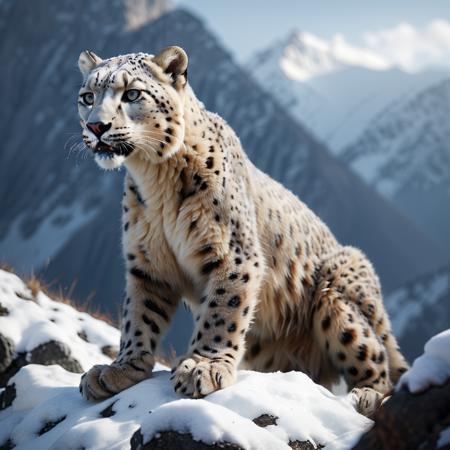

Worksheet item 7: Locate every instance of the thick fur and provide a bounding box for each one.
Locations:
[77,47,408,416]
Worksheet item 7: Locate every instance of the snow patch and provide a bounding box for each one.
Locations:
[0,269,119,371]
[398,329,450,393]
[139,370,370,450]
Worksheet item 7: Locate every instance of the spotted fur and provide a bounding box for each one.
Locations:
[77,47,408,417]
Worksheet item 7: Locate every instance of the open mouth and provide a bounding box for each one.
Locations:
[94,141,134,159]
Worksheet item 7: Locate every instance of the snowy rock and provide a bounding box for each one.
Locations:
[0,302,9,316]
[28,341,83,374]
[0,384,16,411]
[0,334,14,373]
[0,366,370,450]
[352,380,450,450]
[130,430,246,450]
[0,269,120,386]
[130,419,323,449]
[353,329,450,450]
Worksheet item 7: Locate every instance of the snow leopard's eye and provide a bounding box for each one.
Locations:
[80,92,94,106]
[122,89,141,102]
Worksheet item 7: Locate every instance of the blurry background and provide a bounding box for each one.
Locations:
[0,0,449,360]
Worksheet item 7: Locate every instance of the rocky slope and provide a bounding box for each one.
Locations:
[247,30,450,251]
[354,330,450,450]
[342,78,450,249]
[0,0,446,355]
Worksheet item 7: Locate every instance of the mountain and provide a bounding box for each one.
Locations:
[248,30,448,152]
[0,0,446,354]
[342,78,450,248]
[386,265,450,361]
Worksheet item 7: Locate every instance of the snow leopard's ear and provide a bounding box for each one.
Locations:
[153,46,188,87]
[78,50,103,77]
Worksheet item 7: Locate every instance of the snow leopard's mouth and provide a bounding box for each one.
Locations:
[93,141,135,159]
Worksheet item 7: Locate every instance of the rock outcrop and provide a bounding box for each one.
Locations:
[353,381,450,450]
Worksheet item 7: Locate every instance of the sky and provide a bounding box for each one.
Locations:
[175,0,450,70]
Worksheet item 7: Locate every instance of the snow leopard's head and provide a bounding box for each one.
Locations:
[77,47,188,170]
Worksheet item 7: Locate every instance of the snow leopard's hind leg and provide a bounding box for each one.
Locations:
[311,246,409,418]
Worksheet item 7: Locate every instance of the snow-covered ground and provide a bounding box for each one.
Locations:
[1,365,371,450]
[0,269,119,371]
[1,268,449,450]
[0,268,372,449]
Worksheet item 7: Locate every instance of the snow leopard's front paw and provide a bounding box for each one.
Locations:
[350,387,386,418]
[79,352,154,401]
[171,354,236,398]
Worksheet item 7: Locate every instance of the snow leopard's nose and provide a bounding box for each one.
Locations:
[86,121,112,138]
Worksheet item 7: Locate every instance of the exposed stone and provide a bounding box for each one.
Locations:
[0,334,14,373]
[101,345,118,359]
[353,380,450,450]
[0,383,16,410]
[130,429,245,450]
[0,303,9,316]
[0,353,27,387]
[15,291,33,301]
[99,401,117,418]
[77,330,89,342]
[289,441,324,450]
[253,414,278,428]
[38,415,67,435]
[29,340,83,373]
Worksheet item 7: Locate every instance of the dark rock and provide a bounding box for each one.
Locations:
[0,334,14,372]
[289,441,324,450]
[0,303,8,316]
[353,380,450,450]
[99,401,117,418]
[101,345,118,359]
[77,330,89,342]
[15,291,33,301]
[38,415,67,435]
[0,438,14,450]
[253,414,278,427]
[29,340,83,373]
[130,429,244,450]
[0,353,27,388]
[0,339,83,387]
[0,383,16,410]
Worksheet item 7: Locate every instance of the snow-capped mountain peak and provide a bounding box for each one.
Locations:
[277,30,391,82]
[248,29,448,152]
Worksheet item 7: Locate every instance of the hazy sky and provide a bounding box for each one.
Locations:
[175,1,450,63]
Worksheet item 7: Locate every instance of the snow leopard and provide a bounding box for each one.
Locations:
[77,46,409,417]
